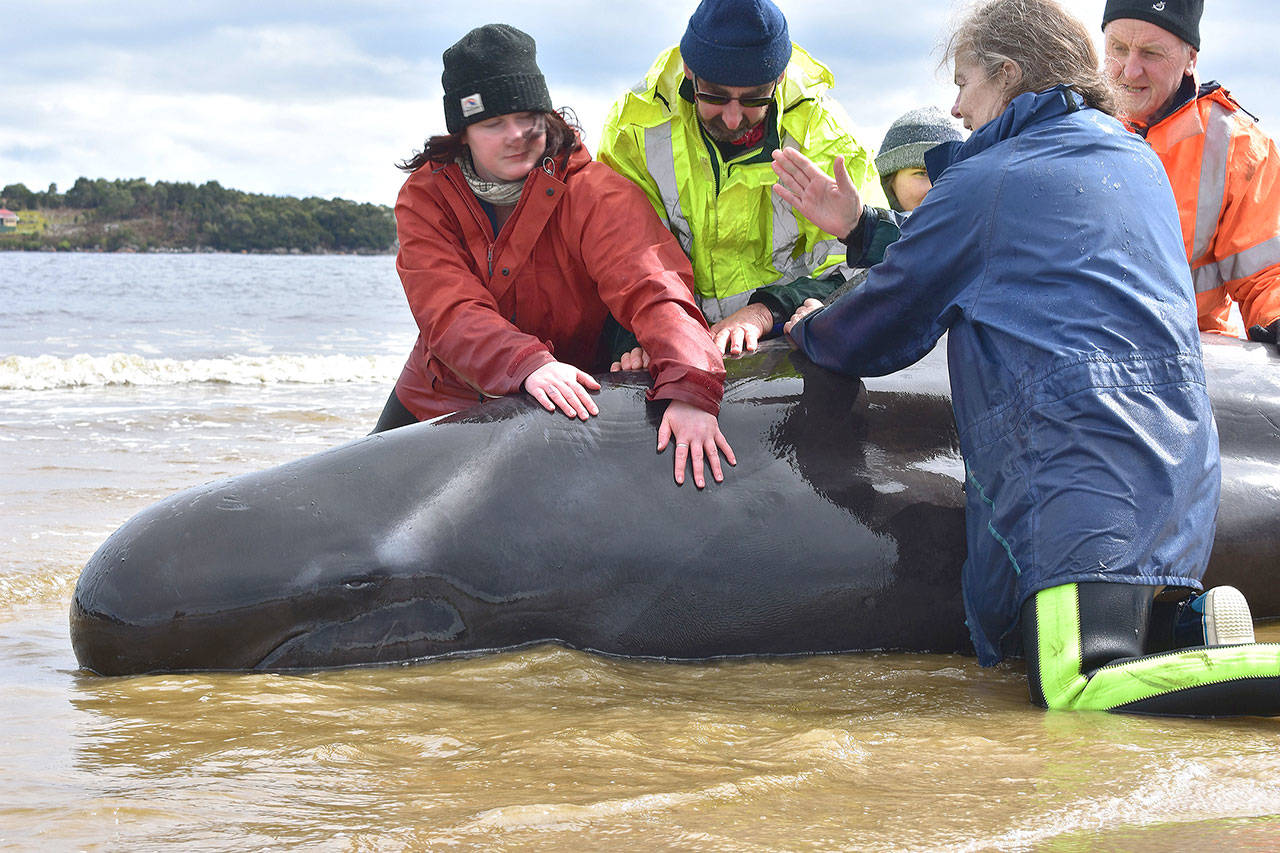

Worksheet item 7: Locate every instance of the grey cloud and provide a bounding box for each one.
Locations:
[6,0,1276,203]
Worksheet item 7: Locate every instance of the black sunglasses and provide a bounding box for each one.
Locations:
[693,77,777,109]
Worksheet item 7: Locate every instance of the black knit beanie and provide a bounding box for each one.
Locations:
[442,24,553,134]
[1102,0,1202,50]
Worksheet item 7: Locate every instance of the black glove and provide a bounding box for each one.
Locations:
[1246,318,1280,344]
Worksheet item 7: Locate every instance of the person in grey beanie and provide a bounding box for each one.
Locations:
[875,107,964,212]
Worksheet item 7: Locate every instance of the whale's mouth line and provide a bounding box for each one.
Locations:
[254,628,312,670]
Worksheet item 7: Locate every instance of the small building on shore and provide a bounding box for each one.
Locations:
[0,208,19,232]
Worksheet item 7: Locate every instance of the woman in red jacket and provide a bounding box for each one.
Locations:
[373,24,734,488]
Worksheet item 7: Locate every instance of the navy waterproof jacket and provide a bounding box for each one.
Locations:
[788,87,1222,665]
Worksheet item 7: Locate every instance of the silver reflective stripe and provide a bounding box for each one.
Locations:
[1192,262,1223,295]
[769,201,852,282]
[643,123,693,254]
[770,178,803,278]
[1193,233,1280,292]
[794,237,851,281]
[1191,101,1234,264]
[771,136,804,280]
[771,133,850,281]
[697,291,753,324]
[1226,233,1280,280]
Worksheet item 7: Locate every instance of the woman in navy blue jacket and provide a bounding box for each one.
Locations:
[774,0,1280,716]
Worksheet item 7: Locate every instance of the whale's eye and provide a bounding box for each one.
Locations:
[341,575,380,591]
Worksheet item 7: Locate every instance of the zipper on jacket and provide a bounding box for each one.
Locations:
[446,158,564,280]
[697,102,782,194]
[441,165,506,278]
[699,130,722,196]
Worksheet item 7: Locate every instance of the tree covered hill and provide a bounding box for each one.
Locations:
[0,178,396,253]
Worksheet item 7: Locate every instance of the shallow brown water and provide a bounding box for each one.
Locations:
[5,609,1280,851]
[3,382,1279,851]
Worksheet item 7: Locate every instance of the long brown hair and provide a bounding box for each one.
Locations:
[944,0,1118,116]
[397,108,584,173]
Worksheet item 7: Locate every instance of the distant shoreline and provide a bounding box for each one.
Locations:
[1,177,397,254]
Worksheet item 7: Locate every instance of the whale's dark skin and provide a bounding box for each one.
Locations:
[69,335,1280,675]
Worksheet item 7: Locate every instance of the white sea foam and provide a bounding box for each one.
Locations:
[0,353,402,390]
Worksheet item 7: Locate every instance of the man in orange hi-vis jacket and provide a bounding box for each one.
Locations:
[1102,0,1280,343]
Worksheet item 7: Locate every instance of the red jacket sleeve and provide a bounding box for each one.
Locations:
[567,163,726,414]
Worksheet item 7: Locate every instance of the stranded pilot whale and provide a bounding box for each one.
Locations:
[70,335,1280,676]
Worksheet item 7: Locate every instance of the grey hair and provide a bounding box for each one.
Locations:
[944,0,1118,117]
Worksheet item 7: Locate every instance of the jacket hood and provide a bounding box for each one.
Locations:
[926,86,1087,181]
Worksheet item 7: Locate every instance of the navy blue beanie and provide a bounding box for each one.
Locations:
[680,0,792,87]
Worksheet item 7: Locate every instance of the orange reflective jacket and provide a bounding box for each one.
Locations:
[1139,83,1280,337]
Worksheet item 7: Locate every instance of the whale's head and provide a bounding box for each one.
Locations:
[70,557,470,675]
[69,429,489,676]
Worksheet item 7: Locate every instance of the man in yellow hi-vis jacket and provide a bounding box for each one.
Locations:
[598,0,885,358]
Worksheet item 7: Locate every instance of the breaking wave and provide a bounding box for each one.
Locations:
[0,352,402,390]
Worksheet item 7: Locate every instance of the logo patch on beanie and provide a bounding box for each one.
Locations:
[461,94,484,118]
[1152,1,1165,9]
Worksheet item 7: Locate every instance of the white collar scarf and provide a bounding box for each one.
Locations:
[457,152,526,207]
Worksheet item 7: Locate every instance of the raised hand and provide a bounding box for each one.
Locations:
[771,149,863,239]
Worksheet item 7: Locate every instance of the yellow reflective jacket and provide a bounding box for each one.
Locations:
[598,44,884,323]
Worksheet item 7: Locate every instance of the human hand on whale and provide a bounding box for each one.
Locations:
[612,300,774,360]
[710,303,775,357]
[657,399,736,488]
[610,346,650,372]
[531,358,735,487]
[784,298,826,337]
[524,360,601,420]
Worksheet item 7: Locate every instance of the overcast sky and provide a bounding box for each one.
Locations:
[4,1,1276,206]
